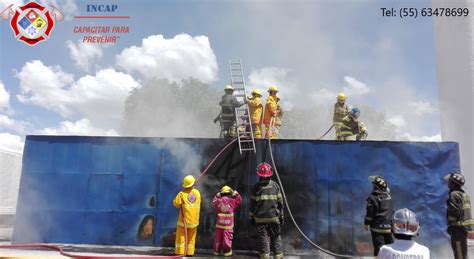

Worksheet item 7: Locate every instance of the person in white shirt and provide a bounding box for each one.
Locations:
[378,208,430,259]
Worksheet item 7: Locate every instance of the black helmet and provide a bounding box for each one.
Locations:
[444,172,465,187]
[369,175,388,191]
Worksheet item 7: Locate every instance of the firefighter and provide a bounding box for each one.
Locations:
[364,175,394,257]
[378,208,430,258]
[214,85,242,138]
[212,185,242,256]
[333,93,349,140]
[273,97,283,139]
[444,172,473,259]
[263,86,279,139]
[172,175,201,256]
[249,162,284,259]
[339,107,368,140]
[247,89,264,138]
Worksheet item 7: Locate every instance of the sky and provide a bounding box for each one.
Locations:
[0,0,442,153]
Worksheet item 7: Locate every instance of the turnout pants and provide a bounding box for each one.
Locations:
[252,123,262,138]
[214,227,234,256]
[256,223,283,259]
[450,226,468,259]
[175,226,197,255]
[370,231,393,256]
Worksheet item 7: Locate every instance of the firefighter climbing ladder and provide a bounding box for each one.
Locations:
[229,59,256,154]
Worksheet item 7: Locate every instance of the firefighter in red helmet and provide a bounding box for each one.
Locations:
[249,162,284,259]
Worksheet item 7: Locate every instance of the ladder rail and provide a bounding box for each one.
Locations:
[228,58,256,154]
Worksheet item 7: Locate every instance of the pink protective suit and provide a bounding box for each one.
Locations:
[212,191,242,256]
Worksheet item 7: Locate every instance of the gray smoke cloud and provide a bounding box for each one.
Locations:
[433,0,474,199]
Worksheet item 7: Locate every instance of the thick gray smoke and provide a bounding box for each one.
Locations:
[433,0,473,200]
[122,78,221,138]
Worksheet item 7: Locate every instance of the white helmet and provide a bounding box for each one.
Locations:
[393,208,420,237]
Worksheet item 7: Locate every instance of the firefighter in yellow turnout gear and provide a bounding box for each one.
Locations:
[173,175,201,256]
[247,89,264,138]
[264,85,279,139]
[333,93,349,139]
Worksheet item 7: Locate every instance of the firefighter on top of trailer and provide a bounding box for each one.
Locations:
[214,85,242,138]
[339,107,368,141]
[333,92,349,140]
[264,86,279,139]
[247,88,264,138]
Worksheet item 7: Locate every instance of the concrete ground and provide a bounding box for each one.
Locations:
[0,226,473,258]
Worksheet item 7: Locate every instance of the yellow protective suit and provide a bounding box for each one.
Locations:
[247,96,263,138]
[264,95,278,138]
[173,188,201,255]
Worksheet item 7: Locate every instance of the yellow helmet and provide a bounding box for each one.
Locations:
[224,85,234,91]
[220,185,232,194]
[251,89,262,96]
[182,175,196,188]
[337,93,346,101]
[268,85,278,92]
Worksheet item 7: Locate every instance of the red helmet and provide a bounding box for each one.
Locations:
[257,162,273,177]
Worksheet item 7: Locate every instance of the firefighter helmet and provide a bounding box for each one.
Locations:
[369,175,388,191]
[252,89,262,96]
[337,93,347,101]
[393,208,420,237]
[349,107,360,119]
[182,175,196,188]
[220,185,232,194]
[224,85,234,91]
[444,172,465,187]
[257,162,273,177]
[268,85,279,92]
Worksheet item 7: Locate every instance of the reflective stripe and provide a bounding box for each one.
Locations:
[365,217,373,221]
[254,194,282,201]
[448,216,457,222]
[177,222,199,228]
[216,224,234,229]
[218,213,234,217]
[254,216,279,223]
[275,253,284,258]
[371,228,391,234]
[183,204,200,209]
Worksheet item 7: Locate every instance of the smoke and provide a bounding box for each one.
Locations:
[122,78,221,138]
[151,138,202,179]
[433,0,474,199]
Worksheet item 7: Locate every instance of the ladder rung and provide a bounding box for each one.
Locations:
[239,140,254,143]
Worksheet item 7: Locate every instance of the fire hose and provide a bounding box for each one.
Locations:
[0,139,237,258]
[267,118,353,258]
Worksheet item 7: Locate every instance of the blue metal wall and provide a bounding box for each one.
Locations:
[13,136,460,256]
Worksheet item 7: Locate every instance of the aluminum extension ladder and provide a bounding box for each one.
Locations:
[229,59,256,154]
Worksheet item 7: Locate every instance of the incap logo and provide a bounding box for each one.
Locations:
[0,2,64,46]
